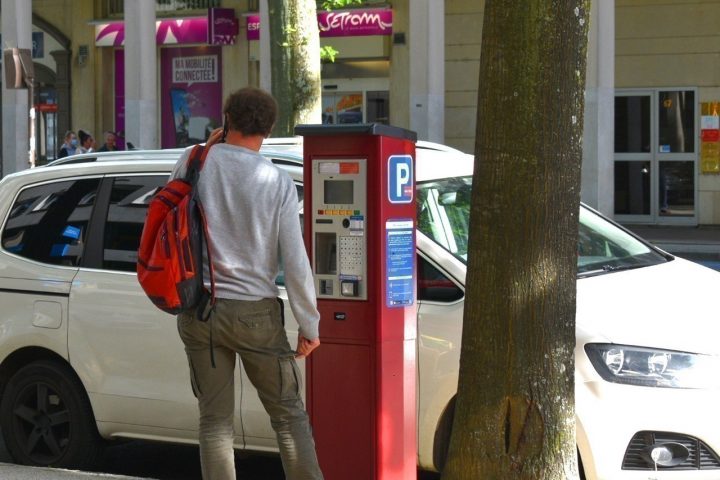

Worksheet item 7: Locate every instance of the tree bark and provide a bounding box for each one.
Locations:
[268,0,322,137]
[442,1,590,479]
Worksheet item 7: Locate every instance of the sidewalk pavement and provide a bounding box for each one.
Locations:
[0,463,147,480]
[625,224,720,255]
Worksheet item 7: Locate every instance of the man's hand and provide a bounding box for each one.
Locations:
[295,335,320,359]
[205,127,224,148]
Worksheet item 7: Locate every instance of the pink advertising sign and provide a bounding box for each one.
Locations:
[247,16,260,41]
[317,8,393,37]
[160,46,223,148]
[96,18,208,47]
[208,7,239,45]
[246,8,392,40]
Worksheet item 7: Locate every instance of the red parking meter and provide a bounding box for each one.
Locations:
[295,124,417,480]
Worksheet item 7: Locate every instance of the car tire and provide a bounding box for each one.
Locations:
[0,360,103,469]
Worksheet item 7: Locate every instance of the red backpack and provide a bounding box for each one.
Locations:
[137,144,215,318]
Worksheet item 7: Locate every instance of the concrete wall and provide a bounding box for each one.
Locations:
[616,0,720,89]
[222,1,251,96]
[444,0,483,154]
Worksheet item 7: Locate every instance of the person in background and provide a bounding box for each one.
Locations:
[58,130,78,158]
[172,87,323,480]
[78,130,95,153]
[98,131,119,152]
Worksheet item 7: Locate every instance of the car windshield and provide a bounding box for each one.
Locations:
[416,175,669,275]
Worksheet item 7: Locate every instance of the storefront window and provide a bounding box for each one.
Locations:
[322,93,363,124]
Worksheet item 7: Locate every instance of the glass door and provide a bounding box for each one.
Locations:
[614,89,698,225]
[657,90,697,222]
[614,92,653,221]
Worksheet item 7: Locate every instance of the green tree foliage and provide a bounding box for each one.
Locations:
[441,1,591,479]
[319,0,363,11]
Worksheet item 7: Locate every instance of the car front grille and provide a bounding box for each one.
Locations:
[623,431,720,470]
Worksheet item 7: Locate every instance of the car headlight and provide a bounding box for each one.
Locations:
[585,343,720,389]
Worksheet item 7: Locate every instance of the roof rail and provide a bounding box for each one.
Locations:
[44,149,184,167]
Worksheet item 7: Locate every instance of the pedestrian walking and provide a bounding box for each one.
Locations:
[171,87,323,480]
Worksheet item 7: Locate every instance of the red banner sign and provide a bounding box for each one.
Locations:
[701,129,720,142]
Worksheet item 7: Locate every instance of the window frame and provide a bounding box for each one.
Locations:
[81,172,171,273]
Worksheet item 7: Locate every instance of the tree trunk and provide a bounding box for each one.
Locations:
[268,0,322,137]
[442,1,590,479]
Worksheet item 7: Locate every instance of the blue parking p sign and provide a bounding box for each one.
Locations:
[388,155,413,204]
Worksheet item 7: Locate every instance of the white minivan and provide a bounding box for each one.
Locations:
[0,143,718,479]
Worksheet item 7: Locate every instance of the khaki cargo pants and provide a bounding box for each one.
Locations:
[177,297,323,480]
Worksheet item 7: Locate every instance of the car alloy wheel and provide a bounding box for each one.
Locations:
[0,360,102,469]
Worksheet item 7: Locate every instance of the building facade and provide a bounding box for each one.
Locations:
[1,0,719,225]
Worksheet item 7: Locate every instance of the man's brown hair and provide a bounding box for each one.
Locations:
[223,87,278,137]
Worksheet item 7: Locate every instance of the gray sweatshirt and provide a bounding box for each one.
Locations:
[171,143,320,340]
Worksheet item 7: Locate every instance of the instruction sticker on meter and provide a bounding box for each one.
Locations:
[386,219,415,308]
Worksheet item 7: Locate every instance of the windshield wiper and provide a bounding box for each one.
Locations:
[600,264,647,272]
[578,263,648,278]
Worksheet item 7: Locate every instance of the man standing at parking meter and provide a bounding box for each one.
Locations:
[172,87,323,480]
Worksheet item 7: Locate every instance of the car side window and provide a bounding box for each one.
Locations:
[416,177,472,263]
[418,255,464,302]
[103,175,168,272]
[1,178,100,266]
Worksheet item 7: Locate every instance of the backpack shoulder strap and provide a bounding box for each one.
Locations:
[183,143,217,318]
[184,144,209,185]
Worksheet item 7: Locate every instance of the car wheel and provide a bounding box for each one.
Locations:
[0,360,103,469]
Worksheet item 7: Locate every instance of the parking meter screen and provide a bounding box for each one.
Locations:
[324,180,354,204]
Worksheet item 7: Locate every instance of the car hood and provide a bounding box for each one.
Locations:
[576,256,720,356]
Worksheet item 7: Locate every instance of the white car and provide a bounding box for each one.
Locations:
[0,142,718,479]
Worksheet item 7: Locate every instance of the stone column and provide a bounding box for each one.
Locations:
[1,0,32,176]
[124,0,157,149]
[50,50,71,151]
[581,0,615,216]
[408,0,444,143]
[259,0,271,92]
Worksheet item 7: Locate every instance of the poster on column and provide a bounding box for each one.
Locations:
[161,46,223,148]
